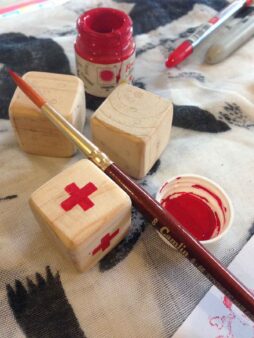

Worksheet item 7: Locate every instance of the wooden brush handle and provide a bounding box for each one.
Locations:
[105,163,254,321]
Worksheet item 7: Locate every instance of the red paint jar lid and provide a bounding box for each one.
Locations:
[75,7,135,64]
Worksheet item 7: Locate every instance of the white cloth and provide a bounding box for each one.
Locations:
[1,1,254,337]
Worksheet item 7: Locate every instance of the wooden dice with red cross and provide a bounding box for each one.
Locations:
[29,159,132,272]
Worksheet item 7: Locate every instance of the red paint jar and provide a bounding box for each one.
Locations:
[75,7,135,98]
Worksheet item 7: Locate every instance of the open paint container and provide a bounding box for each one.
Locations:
[156,175,234,246]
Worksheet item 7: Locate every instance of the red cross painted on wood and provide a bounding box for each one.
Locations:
[92,229,120,256]
[61,182,97,212]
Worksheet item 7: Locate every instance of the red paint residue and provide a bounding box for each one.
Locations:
[214,212,221,236]
[162,192,220,241]
[169,191,209,203]
[209,16,219,24]
[209,293,254,337]
[209,315,225,330]
[223,296,233,310]
[192,184,226,222]
[61,182,97,212]
[209,297,236,337]
[159,182,168,193]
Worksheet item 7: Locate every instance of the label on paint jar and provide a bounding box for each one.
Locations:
[76,53,135,98]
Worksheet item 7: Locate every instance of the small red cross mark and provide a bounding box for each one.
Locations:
[92,229,120,256]
[61,182,97,212]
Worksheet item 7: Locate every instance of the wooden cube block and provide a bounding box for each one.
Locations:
[9,71,86,157]
[29,159,132,272]
[91,83,173,179]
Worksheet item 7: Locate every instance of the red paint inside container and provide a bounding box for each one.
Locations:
[162,191,221,241]
[75,7,135,64]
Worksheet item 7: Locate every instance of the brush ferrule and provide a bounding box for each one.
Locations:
[88,148,112,171]
[41,103,112,171]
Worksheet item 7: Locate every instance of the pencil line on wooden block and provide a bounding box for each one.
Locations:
[91,83,173,179]
[8,71,86,157]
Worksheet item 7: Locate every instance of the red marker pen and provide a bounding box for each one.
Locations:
[165,0,253,68]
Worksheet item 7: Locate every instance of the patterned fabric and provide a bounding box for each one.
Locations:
[1,1,254,337]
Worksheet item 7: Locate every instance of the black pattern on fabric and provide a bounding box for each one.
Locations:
[147,160,161,176]
[136,29,196,58]
[168,71,206,83]
[0,66,17,120]
[218,103,254,129]
[0,195,18,201]
[116,0,228,35]
[132,79,146,90]
[173,104,230,132]
[247,222,254,241]
[235,5,254,18]
[0,33,71,119]
[85,92,105,111]
[6,266,86,338]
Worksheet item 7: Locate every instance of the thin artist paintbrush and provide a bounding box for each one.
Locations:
[8,69,254,321]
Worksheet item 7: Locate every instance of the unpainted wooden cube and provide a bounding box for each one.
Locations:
[9,71,86,157]
[91,83,173,179]
[29,159,132,272]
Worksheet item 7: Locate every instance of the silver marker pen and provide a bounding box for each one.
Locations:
[206,13,254,64]
[165,0,253,67]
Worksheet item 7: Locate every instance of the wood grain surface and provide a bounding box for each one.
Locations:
[9,71,86,157]
[30,159,132,272]
[91,83,173,179]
